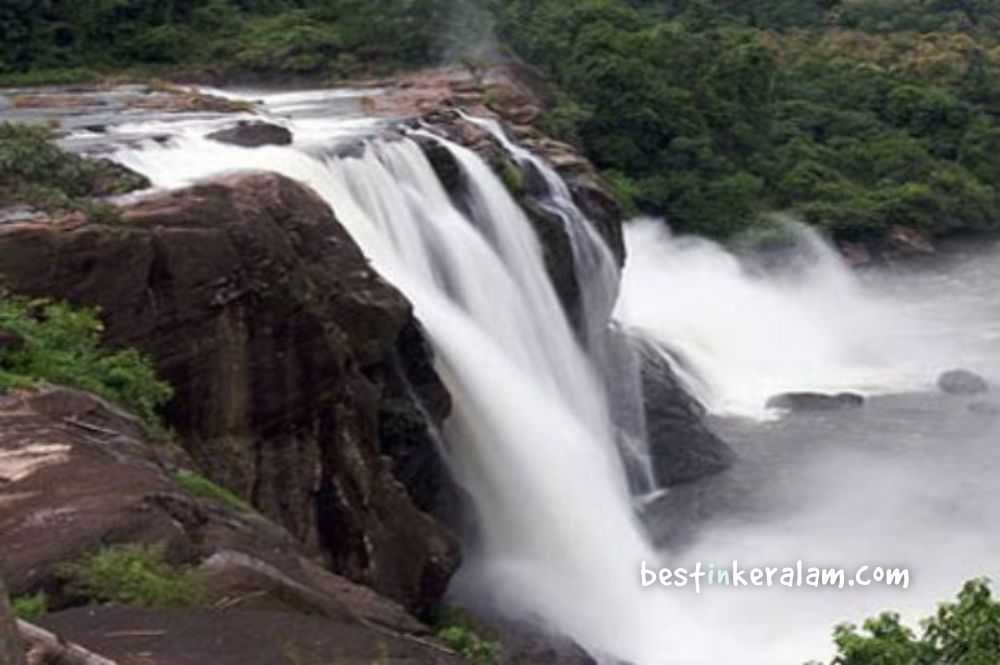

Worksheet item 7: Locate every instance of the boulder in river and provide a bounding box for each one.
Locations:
[766,392,865,411]
[207,120,292,147]
[630,337,735,486]
[938,369,989,395]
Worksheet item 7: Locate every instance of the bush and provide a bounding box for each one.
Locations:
[434,606,502,665]
[60,544,201,608]
[824,579,1000,664]
[0,292,173,430]
[12,592,49,620]
[0,122,148,220]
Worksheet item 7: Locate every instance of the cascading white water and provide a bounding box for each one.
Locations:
[110,103,697,663]
[463,114,656,493]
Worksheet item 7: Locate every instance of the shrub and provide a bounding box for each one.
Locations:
[60,544,201,608]
[435,607,502,665]
[12,592,49,620]
[0,292,173,430]
[825,578,1000,664]
[0,122,148,220]
[175,469,253,513]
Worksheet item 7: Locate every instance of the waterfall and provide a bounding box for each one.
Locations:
[113,112,691,662]
[461,114,656,494]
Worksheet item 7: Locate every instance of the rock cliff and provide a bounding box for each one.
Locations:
[0,173,458,614]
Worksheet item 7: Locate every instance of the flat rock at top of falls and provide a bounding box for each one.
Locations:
[938,369,990,395]
[206,120,292,147]
[766,391,866,411]
[0,172,458,615]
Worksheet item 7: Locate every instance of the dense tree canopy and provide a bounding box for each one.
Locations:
[492,0,1000,241]
[5,0,1000,241]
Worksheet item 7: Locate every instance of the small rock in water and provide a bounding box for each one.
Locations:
[968,401,1000,416]
[207,121,292,148]
[937,369,989,395]
[766,392,865,411]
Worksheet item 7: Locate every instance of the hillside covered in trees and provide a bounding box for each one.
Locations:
[5,0,1000,242]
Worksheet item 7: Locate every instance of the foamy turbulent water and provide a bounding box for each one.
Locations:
[95,88,1000,663]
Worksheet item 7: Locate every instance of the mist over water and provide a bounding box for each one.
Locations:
[619,219,1000,662]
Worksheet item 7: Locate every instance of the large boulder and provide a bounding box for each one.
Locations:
[766,392,865,411]
[0,173,458,614]
[938,369,989,395]
[0,387,455,661]
[206,120,292,147]
[631,337,735,486]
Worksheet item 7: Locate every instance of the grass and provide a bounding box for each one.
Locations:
[12,592,49,620]
[175,469,253,513]
[59,543,202,608]
[0,292,173,430]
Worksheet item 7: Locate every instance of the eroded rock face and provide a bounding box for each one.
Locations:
[0,173,458,613]
[0,388,455,661]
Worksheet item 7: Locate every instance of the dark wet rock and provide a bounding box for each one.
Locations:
[326,138,367,160]
[938,369,989,395]
[39,607,459,664]
[968,401,1000,416]
[0,577,23,665]
[82,124,107,134]
[207,120,292,148]
[766,392,866,411]
[416,137,463,194]
[0,173,458,614]
[632,337,735,486]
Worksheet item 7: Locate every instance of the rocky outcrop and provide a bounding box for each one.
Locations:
[208,120,293,147]
[632,338,735,486]
[0,577,23,665]
[0,387,456,662]
[0,173,458,614]
[766,391,866,411]
[938,369,989,395]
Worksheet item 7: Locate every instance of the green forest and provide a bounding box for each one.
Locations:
[5,1,1000,242]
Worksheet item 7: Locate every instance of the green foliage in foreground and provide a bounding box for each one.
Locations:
[493,0,1000,242]
[0,122,148,221]
[60,544,202,608]
[0,292,173,429]
[823,579,1000,664]
[175,469,254,514]
[434,606,502,664]
[12,592,49,620]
